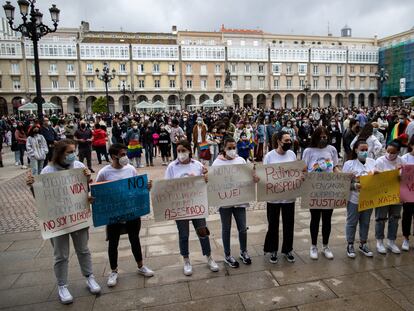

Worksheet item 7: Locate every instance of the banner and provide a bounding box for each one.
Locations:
[256,161,306,202]
[301,172,352,209]
[33,169,92,239]
[401,165,414,203]
[207,164,255,207]
[151,176,208,222]
[358,170,400,211]
[90,174,150,227]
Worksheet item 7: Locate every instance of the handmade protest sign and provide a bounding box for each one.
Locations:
[359,169,400,211]
[256,160,306,202]
[401,165,414,203]
[301,172,352,209]
[90,174,150,227]
[33,168,92,239]
[207,164,255,207]
[151,176,208,222]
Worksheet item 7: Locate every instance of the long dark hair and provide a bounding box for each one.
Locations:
[52,139,77,166]
[358,123,373,140]
[310,126,329,147]
[350,139,368,160]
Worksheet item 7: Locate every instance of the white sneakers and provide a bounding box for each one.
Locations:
[86,275,101,294]
[183,260,193,276]
[58,285,73,304]
[377,239,401,254]
[138,265,154,277]
[402,239,410,251]
[310,245,318,260]
[376,240,387,254]
[322,246,334,259]
[107,271,118,287]
[207,256,219,272]
[182,256,219,276]
[309,245,334,260]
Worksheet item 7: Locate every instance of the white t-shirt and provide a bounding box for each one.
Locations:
[302,145,338,172]
[375,155,404,172]
[165,159,204,179]
[263,149,297,204]
[402,153,414,165]
[95,164,137,182]
[343,158,376,204]
[41,160,86,174]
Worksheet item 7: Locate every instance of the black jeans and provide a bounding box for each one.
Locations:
[95,146,109,164]
[78,148,92,170]
[310,209,333,246]
[107,218,143,271]
[402,203,414,237]
[144,143,153,165]
[17,143,26,165]
[264,202,295,253]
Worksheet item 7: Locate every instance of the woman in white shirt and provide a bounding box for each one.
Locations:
[165,140,219,276]
[343,139,376,258]
[374,139,404,255]
[263,131,300,264]
[302,126,340,260]
[212,137,256,268]
[401,136,414,251]
[350,123,383,159]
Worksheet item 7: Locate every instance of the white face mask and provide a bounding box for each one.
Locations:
[133,126,138,130]
[118,156,129,167]
[177,152,189,163]
[226,149,237,159]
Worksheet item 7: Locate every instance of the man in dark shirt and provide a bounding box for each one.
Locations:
[74,120,94,172]
[39,117,59,167]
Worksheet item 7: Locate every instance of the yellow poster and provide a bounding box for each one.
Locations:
[358,170,400,212]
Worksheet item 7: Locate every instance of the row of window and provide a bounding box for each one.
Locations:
[80,45,129,59]
[25,43,77,58]
[181,46,225,60]
[132,45,179,60]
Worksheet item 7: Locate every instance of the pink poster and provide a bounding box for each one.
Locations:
[401,165,414,203]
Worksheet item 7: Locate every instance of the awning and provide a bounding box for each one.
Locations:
[202,99,224,108]
[403,96,414,104]
[18,102,60,111]
[134,101,151,110]
[151,100,167,109]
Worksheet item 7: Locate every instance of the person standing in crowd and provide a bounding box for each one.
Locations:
[376,111,389,139]
[26,139,101,304]
[158,123,171,165]
[96,143,154,287]
[111,120,123,144]
[26,125,48,175]
[356,109,368,128]
[265,118,278,152]
[303,126,340,260]
[237,132,253,162]
[343,119,360,161]
[54,119,66,140]
[10,122,19,166]
[350,123,382,159]
[212,137,255,268]
[74,120,94,173]
[343,139,376,258]
[165,140,219,276]
[254,117,265,161]
[263,131,300,264]
[64,120,76,140]
[405,111,414,141]
[92,123,110,164]
[126,121,143,168]
[372,122,386,148]
[193,116,207,159]
[15,121,28,169]
[374,139,404,254]
[40,117,59,167]
[327,117,342,157]
[388,111,410,144]
[181,114,194,153]
[281,119,296,152]
[141,120,154,167]
[401,135,414,251]
[298,116,314,158]
[170,119,185,160]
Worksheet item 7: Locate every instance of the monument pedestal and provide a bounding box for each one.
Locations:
[224,86,234,108]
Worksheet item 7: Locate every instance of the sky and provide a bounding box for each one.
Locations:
[3,0,414,38]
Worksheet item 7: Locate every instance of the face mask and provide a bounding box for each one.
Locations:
[330,122,336,127]
[281,142,292,151]
[399,119,405,124]
[47,121,51,126]
[160,126,165,130]
[241,136,247,140]
[12,124,17,128]
[357,151,368,161]
[318,138,328,148]
[133,126,138,130]
[177,151,189,163]
[69,123,74,127]
[287,124,291,128]
[197,120,202,125]
[118,156,129,167]
[64,153,76,165]
[380,114,385,117]
[386,152,398,161]
[183,118,187,122]
[225,149,237,159]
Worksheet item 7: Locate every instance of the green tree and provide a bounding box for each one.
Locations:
[92,97,108,113]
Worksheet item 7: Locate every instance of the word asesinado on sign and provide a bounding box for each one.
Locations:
[264,166,303,194]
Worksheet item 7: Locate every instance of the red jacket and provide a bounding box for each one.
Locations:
[92,129,107,147]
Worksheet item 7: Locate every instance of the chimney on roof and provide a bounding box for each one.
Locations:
[172,25,177,34]
[341,24,352,37]
[81,21,90,32]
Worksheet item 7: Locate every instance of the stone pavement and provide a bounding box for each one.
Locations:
[1,146,414,310]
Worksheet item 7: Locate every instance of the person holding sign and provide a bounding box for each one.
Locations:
[211,137,256,268]
[26,139,101,304]
[343,140,376,258]
[401,136,414,251]
[302,126,340,260]
[95,143,154,288]
[165,140,219,276]
[374,139,404,254]
[262,131,300,264]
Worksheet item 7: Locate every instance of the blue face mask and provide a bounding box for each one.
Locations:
[64,153,76,165]
[357,151,368,161]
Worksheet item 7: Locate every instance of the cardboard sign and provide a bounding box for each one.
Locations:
[301,172,352,209]
[90,174,150,227]
[207,164,255,207]
[33,169,92,239]
[151,176,209,222]
[359,170,401,211]
[401,165,414,203]
[256,160,306,202]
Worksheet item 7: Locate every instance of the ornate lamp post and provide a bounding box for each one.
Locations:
[303,80,311,108]
[3,0,60,120]
[95,63,116,113]
[375,67,389,105]
[118,81,130,113]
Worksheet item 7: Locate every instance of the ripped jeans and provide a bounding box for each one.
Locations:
[219,207,248,256]
[176,218,211,257]
[375,204,402,241]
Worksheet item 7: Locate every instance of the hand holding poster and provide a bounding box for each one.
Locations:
[401,165,414,203]
[151,176,209,222]
[90,174,150,227]
[359,169,400,211]
[207,164,255,207]
[301,172,352,209]
[33,168,92,239]
[256,160,306,202]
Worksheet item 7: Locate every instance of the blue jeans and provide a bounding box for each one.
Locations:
[176,218,211,257]
[219,207,248,256]
[30,159,44,175]
[375,204,402,240]
[345,202,372,244]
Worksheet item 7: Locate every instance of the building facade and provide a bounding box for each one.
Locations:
[0,20,410,115]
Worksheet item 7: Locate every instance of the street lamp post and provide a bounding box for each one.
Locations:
[375,67,389,106]
[303,80,311,108]
[3,0,60,120]
[95,63,116,113]
[118,81,130,113]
